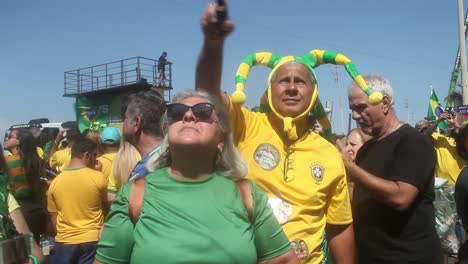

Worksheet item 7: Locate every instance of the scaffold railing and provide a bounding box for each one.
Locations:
[64,56,172,97]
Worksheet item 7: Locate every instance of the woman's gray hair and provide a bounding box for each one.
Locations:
[146,89,247,180]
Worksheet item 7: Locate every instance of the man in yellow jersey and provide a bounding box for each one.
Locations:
[96,127,120,181]
[48,128,80,174]
[47,136,107,264]
[195,3,354,264]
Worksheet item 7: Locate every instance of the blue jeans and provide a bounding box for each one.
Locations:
[50,241,97,264]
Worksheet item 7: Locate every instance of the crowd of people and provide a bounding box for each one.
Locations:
[2,2,468,264]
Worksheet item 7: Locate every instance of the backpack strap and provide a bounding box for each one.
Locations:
[129,177,146,225]
[236,179,253,222]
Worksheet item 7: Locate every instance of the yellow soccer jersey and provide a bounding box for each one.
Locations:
[97,152,117,181]
[49,148,71,173]
[107,172,118,194]
[47,167,107,244]
[432,133,468,184]
[107,152,141,194]
[230,104,352,264]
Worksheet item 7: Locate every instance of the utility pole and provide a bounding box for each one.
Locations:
[458,0,468,104]
[332,66,345,134]
[403,97,410,123]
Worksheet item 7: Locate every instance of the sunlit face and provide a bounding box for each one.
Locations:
[346,130,365,162]
[348,86,384,136]
[167,97,222,152]
[270,63,315,117]
[3,129,19,151]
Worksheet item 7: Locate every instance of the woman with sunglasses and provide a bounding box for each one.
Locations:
[95,90,297,264]
[3,128,48,243]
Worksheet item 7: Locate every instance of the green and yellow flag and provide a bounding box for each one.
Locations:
[427,89,447,130]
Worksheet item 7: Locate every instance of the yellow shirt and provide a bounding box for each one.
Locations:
[49,148,71,173]
[36,147,44,159]
[107,152,141,194]
[107,171,119,194]
[7,193,20,213]
[96,153,117,181]
[47,167,107,244]
[230,104,352,264]
[432,133,468,184]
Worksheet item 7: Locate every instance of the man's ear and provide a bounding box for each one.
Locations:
[134,116,142,131]
[83,151,90,161]
[381,96,391,114]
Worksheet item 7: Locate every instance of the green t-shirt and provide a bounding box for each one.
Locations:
[96,168,290,263]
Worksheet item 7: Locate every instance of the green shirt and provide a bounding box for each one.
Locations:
[96,168,290,263]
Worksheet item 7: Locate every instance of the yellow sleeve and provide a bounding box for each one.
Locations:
[96,156,112,181]
[229,101,260,145]
[36,147,44,159]
[107,171,118,194]
[49,151,59,169]
[47,182,58,213]
[325,158,353,225]
[98,172,108,205]
[7,193,20,213]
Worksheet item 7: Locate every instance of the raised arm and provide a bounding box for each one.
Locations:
[196,2,234,103]
[423,111,451,137]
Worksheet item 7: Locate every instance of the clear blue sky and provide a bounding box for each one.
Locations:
[0,0,463,135]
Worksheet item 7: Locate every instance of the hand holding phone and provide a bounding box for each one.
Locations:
[201,0,234,40]
[216,0,227,35]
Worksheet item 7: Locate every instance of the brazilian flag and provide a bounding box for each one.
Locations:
[76,96,109,132]
[427,89,447,130]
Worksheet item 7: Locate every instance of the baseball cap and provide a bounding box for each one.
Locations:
[100,127,121,145]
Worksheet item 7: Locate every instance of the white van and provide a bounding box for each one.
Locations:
[5,118,76,147]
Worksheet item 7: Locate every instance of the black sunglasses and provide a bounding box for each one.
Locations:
[166,102,215,122]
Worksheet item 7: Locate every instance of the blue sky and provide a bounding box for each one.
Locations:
[0,0,463,135]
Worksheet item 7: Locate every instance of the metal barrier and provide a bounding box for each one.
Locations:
[64,56,172,100]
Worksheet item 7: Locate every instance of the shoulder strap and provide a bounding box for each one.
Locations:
[129,177,146,225]
[236,179,253,222]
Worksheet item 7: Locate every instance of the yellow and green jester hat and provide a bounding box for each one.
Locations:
[231,49,383,140]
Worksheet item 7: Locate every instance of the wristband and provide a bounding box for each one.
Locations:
[30,255,40,264]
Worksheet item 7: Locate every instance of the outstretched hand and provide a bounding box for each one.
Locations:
[201,2,235,41]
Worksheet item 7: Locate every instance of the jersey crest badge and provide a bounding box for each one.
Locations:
[253,143,280,170]
[310,163,324,183]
